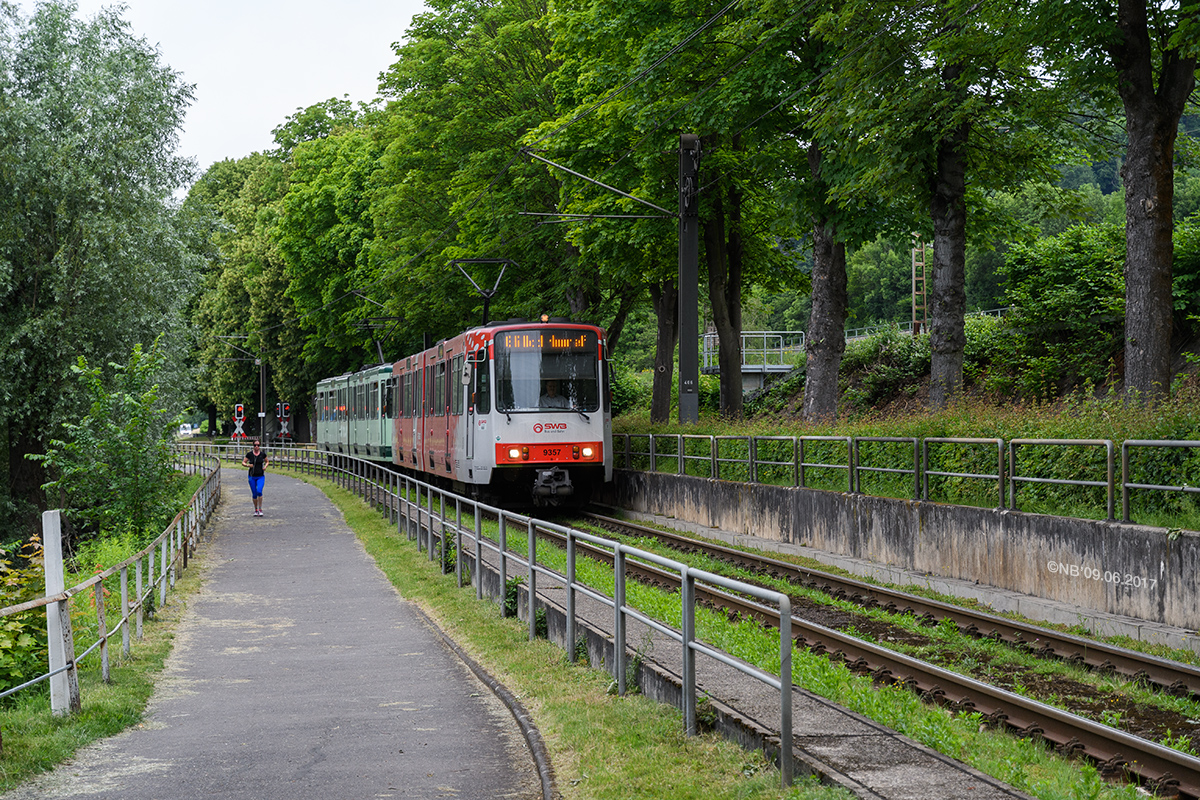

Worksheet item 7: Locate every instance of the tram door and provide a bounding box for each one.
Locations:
[464,356,475,461]
[466,348,488,463]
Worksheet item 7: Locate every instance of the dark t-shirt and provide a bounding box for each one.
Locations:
[245,450,267,477]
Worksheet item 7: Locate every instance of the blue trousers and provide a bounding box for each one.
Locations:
[248,475,265,498]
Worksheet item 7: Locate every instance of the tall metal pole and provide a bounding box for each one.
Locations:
[257,358,265,438]
[678,134,701,424]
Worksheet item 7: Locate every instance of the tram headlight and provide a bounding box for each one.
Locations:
[581,446,594,458]
[508,447,521,460]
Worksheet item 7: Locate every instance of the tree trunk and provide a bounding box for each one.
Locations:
[1111,0,1196,402]
[928,67,970,411]
[5,430,47,537]
[649,280,679,423]
[705,177,744,418]
[803,142,848,423]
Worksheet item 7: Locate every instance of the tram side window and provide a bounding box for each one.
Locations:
[402,374,411,418]
[369,383,378,420]
[433,362,446,417]
[451,355,464,415]
[427,365,435,416]
[416,367,424,418]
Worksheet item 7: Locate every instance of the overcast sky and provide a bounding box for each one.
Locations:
[19,0,429,179]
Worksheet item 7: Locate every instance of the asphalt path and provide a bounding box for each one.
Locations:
[4,470,541,800]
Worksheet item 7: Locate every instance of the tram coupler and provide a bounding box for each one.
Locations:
[533,468,574,498]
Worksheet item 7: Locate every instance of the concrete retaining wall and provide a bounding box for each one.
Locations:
[601,470,1200,631]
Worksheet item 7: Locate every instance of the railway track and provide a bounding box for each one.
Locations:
[539,511,1200,798]
[581,512,1200,699]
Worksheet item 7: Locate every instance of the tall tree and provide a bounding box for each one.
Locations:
[1035,0,1197,400]
[543,0,809,418]
[1108,2,1196,400]
[368,0,597,348]
[815,0,1071,409]
[804,142,850,422]
[0,1,196,532]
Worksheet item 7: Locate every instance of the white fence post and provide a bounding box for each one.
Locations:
[43,511,81,715]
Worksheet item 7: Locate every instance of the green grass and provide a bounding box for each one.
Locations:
[292,467,1156,800]
[0,466,212,790]
[614,387,1200,532]
[290,468,850,800]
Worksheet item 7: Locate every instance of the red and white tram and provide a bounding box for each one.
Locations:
[315,318,612,505]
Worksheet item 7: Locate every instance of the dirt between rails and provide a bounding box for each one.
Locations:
[787,594,1200,758]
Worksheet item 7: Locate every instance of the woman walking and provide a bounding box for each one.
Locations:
[242,440,270,516]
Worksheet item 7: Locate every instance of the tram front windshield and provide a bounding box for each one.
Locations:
[495,328,600,412]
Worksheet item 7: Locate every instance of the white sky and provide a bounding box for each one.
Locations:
[19,0,429,179]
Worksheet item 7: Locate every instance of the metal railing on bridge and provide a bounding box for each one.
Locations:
[700,309,1010,376]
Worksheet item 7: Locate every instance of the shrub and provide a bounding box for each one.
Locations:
[31,340,183,547]
[0,536,51,695]
[609,361,646,417]
[999,223,1125,397]
[840,327,930,410]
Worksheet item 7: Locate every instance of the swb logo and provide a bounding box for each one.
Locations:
[533,422,567,433]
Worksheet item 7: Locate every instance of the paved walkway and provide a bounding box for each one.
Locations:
[5,471,541,800]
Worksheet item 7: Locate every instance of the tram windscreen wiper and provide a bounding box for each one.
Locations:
[572,406,589,422]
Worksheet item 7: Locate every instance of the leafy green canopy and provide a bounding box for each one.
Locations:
[0,1,198,533]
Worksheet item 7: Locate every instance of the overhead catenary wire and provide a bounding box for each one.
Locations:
[240,0,1016,353]
[251,0,757,338]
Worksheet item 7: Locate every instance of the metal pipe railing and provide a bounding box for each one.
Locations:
[1008,439,1114,521]
[1121,439,1200,522]
[280,448,797,788]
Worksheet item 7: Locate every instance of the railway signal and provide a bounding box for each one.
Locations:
[232,403,247,440]
[276,402,293,441]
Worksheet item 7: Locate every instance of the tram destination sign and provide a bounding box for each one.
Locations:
[500,329,595,353]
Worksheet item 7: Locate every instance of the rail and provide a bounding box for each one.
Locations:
[178,443,797,788]
[844,308,1010,341]
[1,451,221,714]
[617,433,1200,525]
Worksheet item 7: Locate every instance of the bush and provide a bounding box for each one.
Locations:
[840,327,930,410]
[999,223,1125,397]
[31,340,183,547]
[0,536,50,695]
[609,361,649,417]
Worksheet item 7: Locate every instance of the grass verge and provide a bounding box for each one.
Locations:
[292,465,1158,799]
[286,468,852,800]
